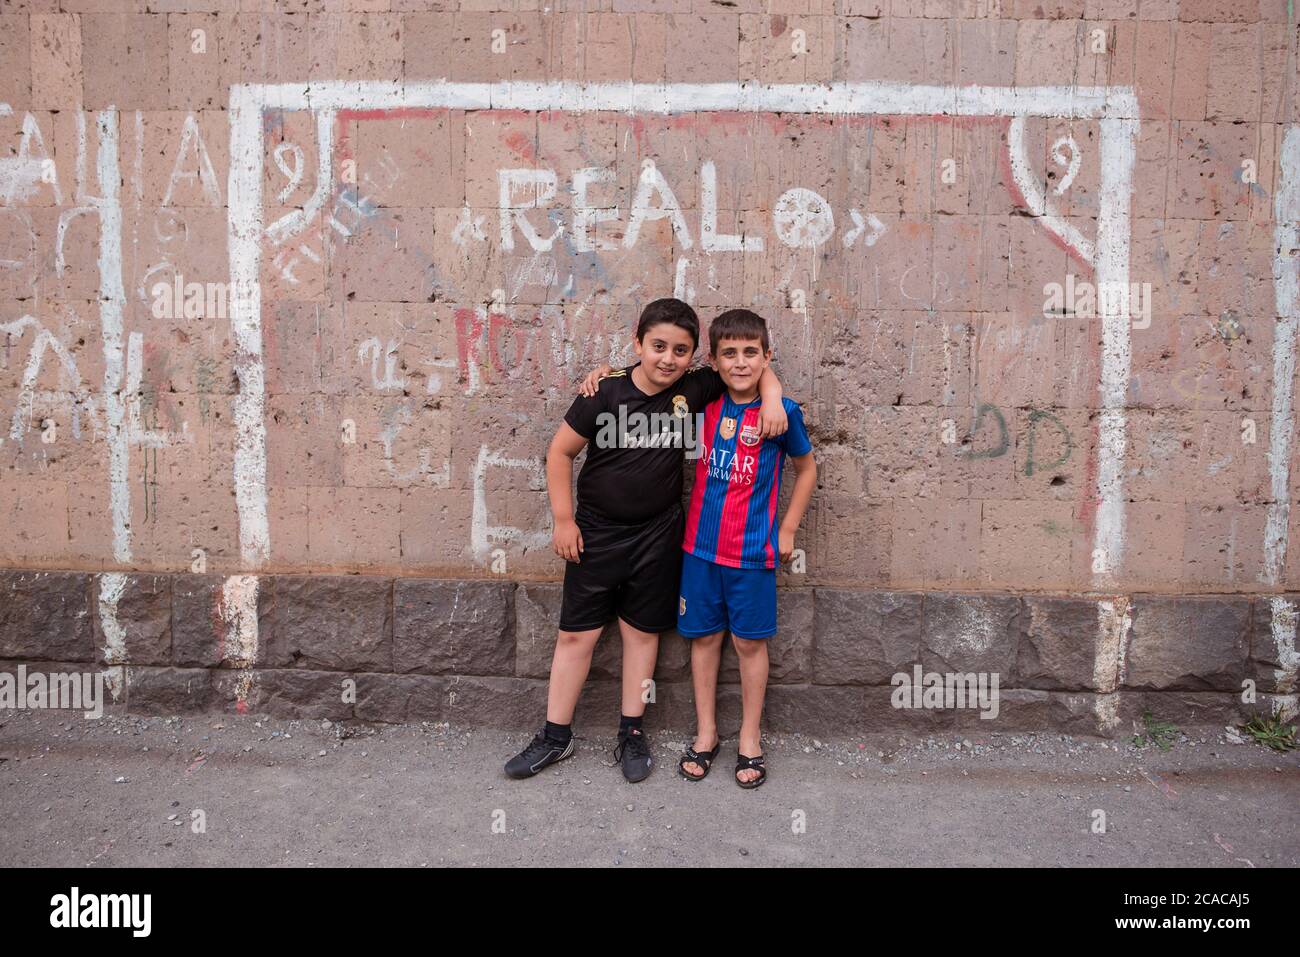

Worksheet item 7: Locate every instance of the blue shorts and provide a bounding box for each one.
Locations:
[677,551,777,640]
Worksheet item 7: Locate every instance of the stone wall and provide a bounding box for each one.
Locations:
[1,1,1299,730]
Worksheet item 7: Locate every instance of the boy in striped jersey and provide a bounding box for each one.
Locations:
[677,309,816,788]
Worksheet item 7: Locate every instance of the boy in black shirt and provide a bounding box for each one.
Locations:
[505,299,787,782]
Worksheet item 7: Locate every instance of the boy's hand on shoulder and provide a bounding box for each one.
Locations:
[577,364,614,398]
[553,517,584,563]
[759,398,788,438]
[778,527,796,563]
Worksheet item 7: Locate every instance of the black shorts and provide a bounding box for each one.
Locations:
[559,503,684,634]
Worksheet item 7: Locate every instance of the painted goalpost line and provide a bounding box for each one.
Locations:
[226,80,1140,586]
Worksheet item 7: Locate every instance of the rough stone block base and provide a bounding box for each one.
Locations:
[1,570,1295,737]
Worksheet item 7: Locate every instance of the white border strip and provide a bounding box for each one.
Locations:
[239,80,1139,120]
[1265,126,1300,588]
[94,110,131,564]
[1091,118,1139,583]
[228,86,271,567]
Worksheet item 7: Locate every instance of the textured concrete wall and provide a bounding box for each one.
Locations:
[1,0,1299,728]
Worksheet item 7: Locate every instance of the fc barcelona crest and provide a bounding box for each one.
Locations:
[720,416,737,440]
[739,423,761,446]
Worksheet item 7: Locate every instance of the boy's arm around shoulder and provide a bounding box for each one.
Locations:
[577,363,617,397]
[547,422,590,563]
[757,366,787,438]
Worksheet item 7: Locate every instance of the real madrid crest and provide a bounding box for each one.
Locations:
[720,416,737,440]
[739,423,761,447]
[672,395,689,418]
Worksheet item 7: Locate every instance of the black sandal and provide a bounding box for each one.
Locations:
[677,740,722,781]
[735,753,767,789]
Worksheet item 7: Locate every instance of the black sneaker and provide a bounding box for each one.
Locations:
[614,727,654,783]
[504,730,575,779]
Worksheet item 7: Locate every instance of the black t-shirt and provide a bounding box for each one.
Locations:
[564,364,726,525]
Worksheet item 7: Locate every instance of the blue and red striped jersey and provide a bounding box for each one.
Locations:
[682,394,812,570]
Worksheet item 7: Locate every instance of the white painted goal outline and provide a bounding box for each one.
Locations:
[226,80,1140,585]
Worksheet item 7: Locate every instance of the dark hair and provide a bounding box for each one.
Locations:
[708,308,769,355]
[635,298,700,349]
